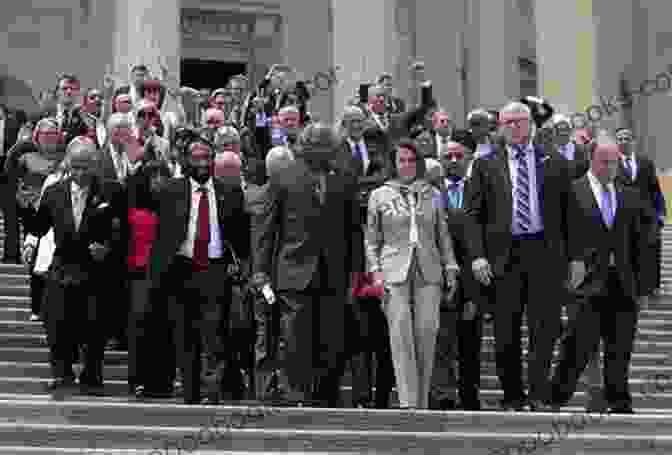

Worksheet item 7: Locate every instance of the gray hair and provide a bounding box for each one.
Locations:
[499,101,532,117]
[266,146,294,177]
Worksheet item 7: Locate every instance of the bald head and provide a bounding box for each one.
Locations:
[266,146,294,178]
[591,132,620,185]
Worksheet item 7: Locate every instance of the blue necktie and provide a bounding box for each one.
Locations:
[514,145,531,232]
[601,186,614,228]
[623,157,634,181]
[446,182,462,209]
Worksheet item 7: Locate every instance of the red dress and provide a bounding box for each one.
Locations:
[127,208,159,272]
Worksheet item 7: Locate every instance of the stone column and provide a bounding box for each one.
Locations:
[112,0,181,85]
[470,0,519,111]
[331,0,397,120]
[534,0,597,120]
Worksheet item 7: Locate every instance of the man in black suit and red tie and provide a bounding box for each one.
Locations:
[547,132,652,414]
[147,135,250,404]
[251,123,362,407]
[614,128,663,294]
[23,137,125,394]
[465,101,571,411]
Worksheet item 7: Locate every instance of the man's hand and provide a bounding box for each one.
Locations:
[21,244,35,265]
[568,260,587,290]
[89,242,109,262]
[472,258,493,286]
[251,272,270,289]
[463,300,477,321]
[444,268,458,301]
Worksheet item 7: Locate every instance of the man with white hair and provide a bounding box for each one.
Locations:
[466,100,571,411]
[551,113,590,179]
[547,131,652,414]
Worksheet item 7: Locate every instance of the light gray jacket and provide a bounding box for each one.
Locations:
[365,179,458,285]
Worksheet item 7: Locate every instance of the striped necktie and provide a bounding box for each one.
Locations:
[514,145,531,232]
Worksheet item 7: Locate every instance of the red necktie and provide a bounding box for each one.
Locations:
[193,187,210,270]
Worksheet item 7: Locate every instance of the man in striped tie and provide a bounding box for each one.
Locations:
[465,101,571,412]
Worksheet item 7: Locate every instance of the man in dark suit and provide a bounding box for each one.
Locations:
[147,136,249,404]
[377,73,406,114]
[551,114,590,180]
[0,104,28,263]
[614,128,663,293]
[337,105,393,408]
[465,101,571,411]
[23,137,124,394]
[430,129,482,411]
[251,123,362,407]
[547,134,652,414]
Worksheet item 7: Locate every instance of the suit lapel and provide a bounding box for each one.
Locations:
[612,184,624,230]
[176,178,191,242]
[62,182,76,236]
[493,146,513,211]
[580,177,608,230]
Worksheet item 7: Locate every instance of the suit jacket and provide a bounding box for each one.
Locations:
[30,178,125,284]
[568,176,652,299]
[365,180,457,285]
[42,106,91,147]
[252,158,362,292]
[465,143,571,276]
[0,106,27,156]
[556,141,590,180]
[616,153,664,225]
[148,177,250,289]
[437,179,477,307]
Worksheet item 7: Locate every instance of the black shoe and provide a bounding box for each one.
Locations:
[586,386,608,413]
[500,399,527,412]
[609,405,634,414]
[460,400,482,411]
[527,399,553,412]
[46,377,75,391]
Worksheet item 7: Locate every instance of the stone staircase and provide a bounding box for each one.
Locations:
[0,225,670,453]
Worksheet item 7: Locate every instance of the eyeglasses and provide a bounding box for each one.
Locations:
[442,151,465,161]
[502,118,529,127]
[617,136,634,144]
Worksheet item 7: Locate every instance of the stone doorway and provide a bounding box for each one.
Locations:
[180,59,247,92]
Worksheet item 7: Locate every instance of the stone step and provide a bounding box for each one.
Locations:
[0,348,127,365]
[0,422,668,454]
[1,400,671,436]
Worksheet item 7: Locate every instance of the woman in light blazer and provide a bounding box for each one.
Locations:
[365,138,458,409]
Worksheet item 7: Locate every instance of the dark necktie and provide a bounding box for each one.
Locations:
[193,186,210,270]
[514,145,531,232]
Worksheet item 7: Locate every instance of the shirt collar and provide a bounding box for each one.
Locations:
[587,170,615,193]
[508,142,532,159]
[190,177,213,193]
[445,177,464,188]
[347,137,365,147]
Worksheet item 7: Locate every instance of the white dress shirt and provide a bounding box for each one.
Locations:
[436,133,451,158]
[621,153,638,181]
[587,170,617,265]
[559,142,575,161]
[508,143,543,235]
[178,178,223,259]
[71,181,89,231]
[347,137,369,174]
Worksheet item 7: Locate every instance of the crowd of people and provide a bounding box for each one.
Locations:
[0,59,665,413]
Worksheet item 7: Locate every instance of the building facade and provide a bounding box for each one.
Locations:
[1,0,670,167]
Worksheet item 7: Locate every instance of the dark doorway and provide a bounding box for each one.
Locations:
[180,59,247,91]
